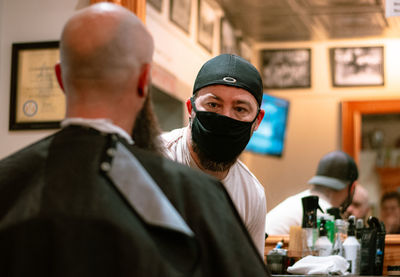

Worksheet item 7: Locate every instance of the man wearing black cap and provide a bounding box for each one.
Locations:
[265,150,358,235]
[162,54,267,255]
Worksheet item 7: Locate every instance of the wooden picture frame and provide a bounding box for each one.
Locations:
[197,0,215,53]
[260,48,311,89]
[239,39,252,62]
[148,0,162,12]
[170,0,192,33]
[220,17,238,55]
[330,46,384,87]
[9,41,65,130]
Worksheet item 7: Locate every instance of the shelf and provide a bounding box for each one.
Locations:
[375,167,400,194]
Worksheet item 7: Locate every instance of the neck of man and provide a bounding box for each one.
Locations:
[186,128,229,181]
[310,186,333,205]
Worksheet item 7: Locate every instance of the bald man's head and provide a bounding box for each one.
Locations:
[60,3,154,93]
[344,184,370,219]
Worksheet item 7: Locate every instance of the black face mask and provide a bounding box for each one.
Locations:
[190,97,259,163]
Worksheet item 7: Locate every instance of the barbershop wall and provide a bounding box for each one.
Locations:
[0,0,77,159]
[244,39,400,211]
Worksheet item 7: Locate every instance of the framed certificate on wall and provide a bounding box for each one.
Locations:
[9,41,65,130]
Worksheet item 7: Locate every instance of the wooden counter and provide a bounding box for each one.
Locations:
[265,234,400,275]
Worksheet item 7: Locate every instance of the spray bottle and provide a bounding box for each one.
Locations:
[301,196,320,256]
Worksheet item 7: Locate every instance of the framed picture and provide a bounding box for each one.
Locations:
[197,0,215,53]
[239,39,252,62]
[330,46,384,87]
[260,48,311,89]
[9,41,65,130]
[170,0,192,33]
[148,0,162,12]
[220,18,238,55]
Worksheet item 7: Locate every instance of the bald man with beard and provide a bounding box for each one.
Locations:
[0,3,268,276]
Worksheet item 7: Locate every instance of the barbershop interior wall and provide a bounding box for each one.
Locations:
[0,0,78,159]
[244,39,400,212]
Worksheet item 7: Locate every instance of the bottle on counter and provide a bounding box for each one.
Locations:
[355,218,364,244]
[267,241,288,274]
[317,213,335,243]
[315,217,333,256]
[332,218,347,257]
[343,215,361,275]
[301,196,320,256]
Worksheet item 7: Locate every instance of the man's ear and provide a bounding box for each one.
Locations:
[54,62,64,92]
[186,98,192,114]
[253,109,265,131]
[138,64,151,98]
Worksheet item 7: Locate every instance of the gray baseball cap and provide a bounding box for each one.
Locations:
[308,150,359,190]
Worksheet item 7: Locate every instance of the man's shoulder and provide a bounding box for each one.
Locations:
[267,189,309,215]
[0,134,55,170]
[228,160,265,194]
[161,127,185,146]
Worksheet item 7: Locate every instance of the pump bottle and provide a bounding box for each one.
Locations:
[343,216,360,275]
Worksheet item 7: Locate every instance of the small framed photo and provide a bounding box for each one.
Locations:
[239,39,252,62]
[330,46,384,87]
[261,48,311,89]
[197,0,215,53]
[9,41,65,130]
[148,0,162,12]
[169,0,192,33]
[220,18,238,55]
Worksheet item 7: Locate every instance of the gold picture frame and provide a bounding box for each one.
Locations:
[9,41,65,130]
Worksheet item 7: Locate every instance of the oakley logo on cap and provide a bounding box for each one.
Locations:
[223,77,236,83]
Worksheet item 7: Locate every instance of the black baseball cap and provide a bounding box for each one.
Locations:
[308,150,359,190]
[193,54,263,106]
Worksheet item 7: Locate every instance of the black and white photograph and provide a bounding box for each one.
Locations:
[261,48,311,89]
[331,46,384,87]
[148,0,162,12]
[197,0,215,53]
[220,18,238,54]
[170,0,192,33]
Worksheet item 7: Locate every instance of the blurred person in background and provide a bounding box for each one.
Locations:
[380,191,400,234]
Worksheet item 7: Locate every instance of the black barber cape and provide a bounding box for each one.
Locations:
[0,126,268,276]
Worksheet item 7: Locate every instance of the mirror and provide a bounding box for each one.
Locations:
[342,99,400,220]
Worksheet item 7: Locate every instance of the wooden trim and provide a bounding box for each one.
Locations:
[341,99,400,162]
[90,0,146,23]
[266,234,400,274]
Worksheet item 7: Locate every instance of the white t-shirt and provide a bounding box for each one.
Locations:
[265,189,332,235]
[162,127,267,256]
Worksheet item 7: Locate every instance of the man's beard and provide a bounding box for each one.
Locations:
[131,93,164,156]
[191,131,238,172]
